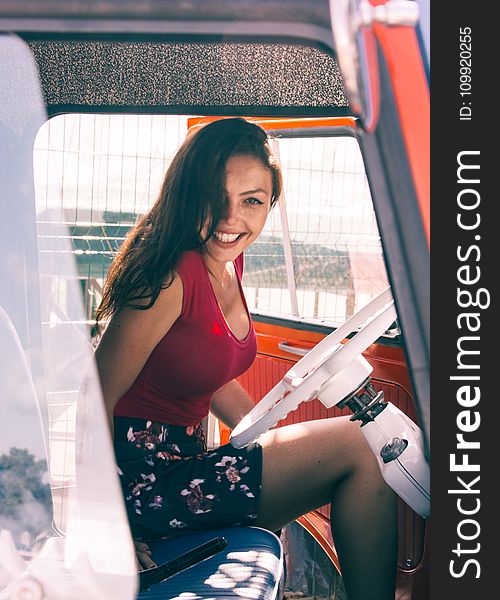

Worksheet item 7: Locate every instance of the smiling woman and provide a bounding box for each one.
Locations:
[93,118,282,335]
[93,118,283,540]
[92,117,397,600]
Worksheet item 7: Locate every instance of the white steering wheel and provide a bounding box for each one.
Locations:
[230,287,397,448]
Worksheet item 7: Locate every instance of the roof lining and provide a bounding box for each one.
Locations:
[27,37,350,116]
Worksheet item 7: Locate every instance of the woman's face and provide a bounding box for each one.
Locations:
[204,154,273,265]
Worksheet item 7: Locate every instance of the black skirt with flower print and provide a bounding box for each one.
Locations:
[113,416,263,540]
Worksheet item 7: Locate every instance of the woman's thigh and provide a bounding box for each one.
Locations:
[253,416,384,531]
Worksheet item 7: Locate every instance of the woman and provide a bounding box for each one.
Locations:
[94,118,397,600]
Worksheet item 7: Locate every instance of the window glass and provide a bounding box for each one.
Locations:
[32,116,391,488]
[245,135,388,324]
[34,116,388,328]
[34,114,189,320]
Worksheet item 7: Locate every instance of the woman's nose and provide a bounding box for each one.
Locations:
[223,200,239,223]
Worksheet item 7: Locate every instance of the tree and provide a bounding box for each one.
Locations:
[0,447,52,547]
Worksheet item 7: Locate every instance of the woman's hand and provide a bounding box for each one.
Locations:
[134,539,157,571]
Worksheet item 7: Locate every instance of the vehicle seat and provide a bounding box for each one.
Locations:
[137,526,284,600]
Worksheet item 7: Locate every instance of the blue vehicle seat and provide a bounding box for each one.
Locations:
[137,526,284,600]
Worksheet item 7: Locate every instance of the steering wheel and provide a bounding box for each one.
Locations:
[230,287,397,448]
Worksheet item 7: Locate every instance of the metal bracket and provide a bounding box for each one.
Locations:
[359,1,420,28]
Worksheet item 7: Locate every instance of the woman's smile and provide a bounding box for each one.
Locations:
[213,231,244,244]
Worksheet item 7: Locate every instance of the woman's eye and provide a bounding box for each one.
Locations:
[245,197,264,206]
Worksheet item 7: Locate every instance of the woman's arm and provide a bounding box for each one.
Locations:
[210,379,256,430]
[94,274,183,435]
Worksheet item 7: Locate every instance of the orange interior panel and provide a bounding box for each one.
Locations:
[187,115,358,134]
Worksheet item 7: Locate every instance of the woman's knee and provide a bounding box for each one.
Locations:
[255,416,390,529]
[324,416,377,472]
[331,417,388,489]
[260,416,375,477]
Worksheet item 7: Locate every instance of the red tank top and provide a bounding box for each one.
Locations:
[114,250,257,425]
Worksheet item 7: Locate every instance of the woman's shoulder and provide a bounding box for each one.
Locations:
[101,273,183,353]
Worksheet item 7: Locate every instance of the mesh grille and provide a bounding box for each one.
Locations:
[27,40,349,113]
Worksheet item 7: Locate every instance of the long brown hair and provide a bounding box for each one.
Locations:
[93,118,282,335]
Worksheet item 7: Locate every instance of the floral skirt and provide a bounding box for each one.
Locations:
[113,416,263,540]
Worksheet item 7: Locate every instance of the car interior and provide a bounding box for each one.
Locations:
[0,2,429,599]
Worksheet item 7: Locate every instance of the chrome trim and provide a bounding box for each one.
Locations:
[278,341,310,356]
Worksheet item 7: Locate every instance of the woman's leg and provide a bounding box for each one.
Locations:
[253,416,397,600]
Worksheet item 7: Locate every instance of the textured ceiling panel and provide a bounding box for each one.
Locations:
[27,40,349,114]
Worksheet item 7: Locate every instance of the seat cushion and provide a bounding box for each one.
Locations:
[136,527,284,600]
